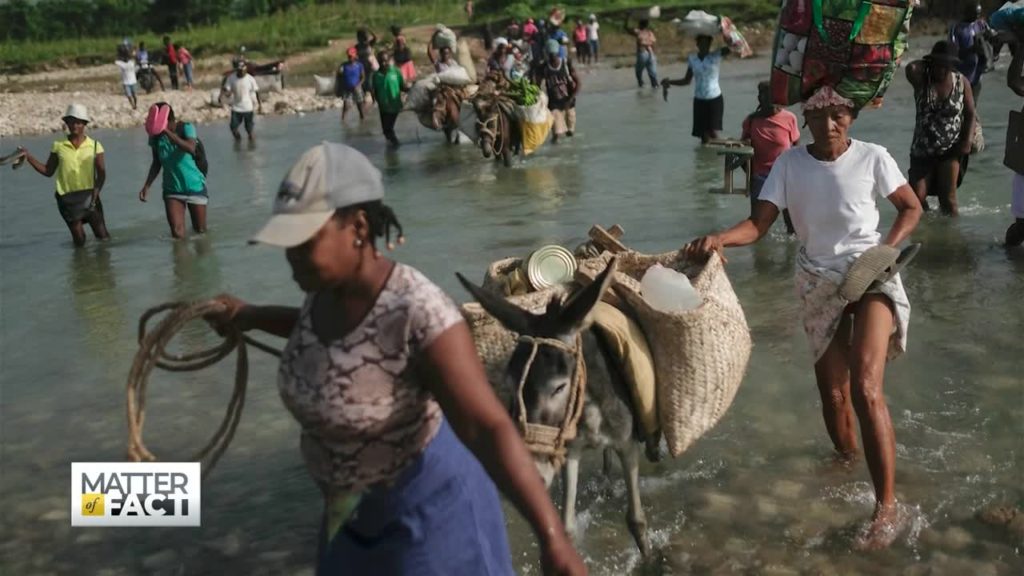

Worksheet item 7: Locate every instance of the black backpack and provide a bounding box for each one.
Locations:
[176,122,209,176]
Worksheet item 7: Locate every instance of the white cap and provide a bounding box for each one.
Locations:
[63,103,90,123]
[250,142,383,247]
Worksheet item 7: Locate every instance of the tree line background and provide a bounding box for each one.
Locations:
[0,0,325,41]
[0,0,1009,42]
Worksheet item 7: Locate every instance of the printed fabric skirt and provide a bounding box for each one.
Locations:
[795,248,911,363]
[692,95,724,138]
[316,417,515,576]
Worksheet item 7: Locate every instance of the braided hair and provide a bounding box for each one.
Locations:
[336,201,405,250]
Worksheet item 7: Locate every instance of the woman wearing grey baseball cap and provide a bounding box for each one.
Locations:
[208,142,585,575]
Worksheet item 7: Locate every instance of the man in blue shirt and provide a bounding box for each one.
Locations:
[336,47,366,122]
[548,23,570,60]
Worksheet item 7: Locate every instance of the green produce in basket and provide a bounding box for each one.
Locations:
[507,78,540,106]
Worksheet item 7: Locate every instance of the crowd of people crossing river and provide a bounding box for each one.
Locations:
[2,2,1023,575]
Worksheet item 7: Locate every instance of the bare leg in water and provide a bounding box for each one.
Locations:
[934,157,960,216]
[814,295,901,549]
[187,203,207,234]
[851,295,900,548]
[164,198,187,239]
[814,313,859,460]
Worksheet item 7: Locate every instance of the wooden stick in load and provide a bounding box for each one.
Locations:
[589,224,628,253]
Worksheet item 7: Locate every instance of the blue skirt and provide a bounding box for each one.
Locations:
[317,418,515,576]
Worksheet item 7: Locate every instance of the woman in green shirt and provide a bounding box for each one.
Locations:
[371,51,407,146]
[139,102,208,239]
[17,104,110,247]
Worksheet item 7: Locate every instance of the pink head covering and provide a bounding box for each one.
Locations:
[803,85,855,112]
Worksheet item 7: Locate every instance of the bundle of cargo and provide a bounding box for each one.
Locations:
[990,1,1024,30]
[462,225,752,457]
[674,11,753,58]
[770,0,914,109]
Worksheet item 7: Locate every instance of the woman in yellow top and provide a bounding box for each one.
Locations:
[17,104,110,246]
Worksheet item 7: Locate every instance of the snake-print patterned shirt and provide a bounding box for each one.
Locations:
[278,263,464,493]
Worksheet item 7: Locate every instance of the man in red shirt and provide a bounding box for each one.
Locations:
[163,35,179,90]
[742,80,800,233]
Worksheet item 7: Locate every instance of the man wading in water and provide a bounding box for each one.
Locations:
[624,15,658,88]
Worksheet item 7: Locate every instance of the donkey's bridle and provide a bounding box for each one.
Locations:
[474,95,515,159]
[476,109,505,157]
[514,334,587,467]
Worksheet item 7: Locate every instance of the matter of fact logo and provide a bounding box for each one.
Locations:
[71,463,201,527]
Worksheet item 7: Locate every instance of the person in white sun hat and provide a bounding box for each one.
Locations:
[16,103,111,247]
[685,85,923,550]
[206,142,585,576]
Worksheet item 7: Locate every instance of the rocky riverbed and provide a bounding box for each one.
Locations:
[0,86,343,138]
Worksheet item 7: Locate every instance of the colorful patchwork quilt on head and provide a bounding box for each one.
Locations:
[770,0,914,110]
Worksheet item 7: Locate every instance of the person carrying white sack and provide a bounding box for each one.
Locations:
[684,85,923,551]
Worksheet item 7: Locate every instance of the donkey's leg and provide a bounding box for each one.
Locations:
[562,455,581,539]
[617,443,650,555]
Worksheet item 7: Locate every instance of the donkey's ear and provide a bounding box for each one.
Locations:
[559,257,618,332]
[456,272,534,335]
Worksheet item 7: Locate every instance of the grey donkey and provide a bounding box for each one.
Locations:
[457,259,653,555]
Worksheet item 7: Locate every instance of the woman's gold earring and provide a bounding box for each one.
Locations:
[355,239,363,247]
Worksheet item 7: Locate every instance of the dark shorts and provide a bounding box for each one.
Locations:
[230,111,255,132]
[908,153,968,192]
[750,173,769,200]
[692,95,724,138]
[55,190,102,224]
[575,42,590,57]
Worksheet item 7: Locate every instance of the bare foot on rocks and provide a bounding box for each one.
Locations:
[854,502,907,550]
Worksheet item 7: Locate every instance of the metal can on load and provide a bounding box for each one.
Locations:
[524,245,577,290]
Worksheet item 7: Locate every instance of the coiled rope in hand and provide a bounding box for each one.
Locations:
[126,301,281,480]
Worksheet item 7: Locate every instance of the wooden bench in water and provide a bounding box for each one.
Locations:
[704,139,754,196]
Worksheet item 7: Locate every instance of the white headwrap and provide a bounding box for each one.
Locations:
[803,85,855,112]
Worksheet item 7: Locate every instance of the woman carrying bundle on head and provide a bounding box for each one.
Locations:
[685,86,922,550]
[662,35,731,144]
[205,143,586,576]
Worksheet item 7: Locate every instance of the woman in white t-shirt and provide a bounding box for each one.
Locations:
[685,86,922,550]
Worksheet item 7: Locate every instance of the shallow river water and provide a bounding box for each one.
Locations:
[1,50,1022,575]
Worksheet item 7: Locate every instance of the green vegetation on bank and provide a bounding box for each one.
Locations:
[482,0,777,23]
[0,0,996,73]
[0,1,462,73]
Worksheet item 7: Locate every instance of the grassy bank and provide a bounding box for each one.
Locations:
[1,0,952,76]
[0,1,463,74]
[480,0,778,22]
[0,0,781,74]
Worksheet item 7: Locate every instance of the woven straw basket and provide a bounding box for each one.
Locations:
[577,250,752,457]
[460,283,568,402]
